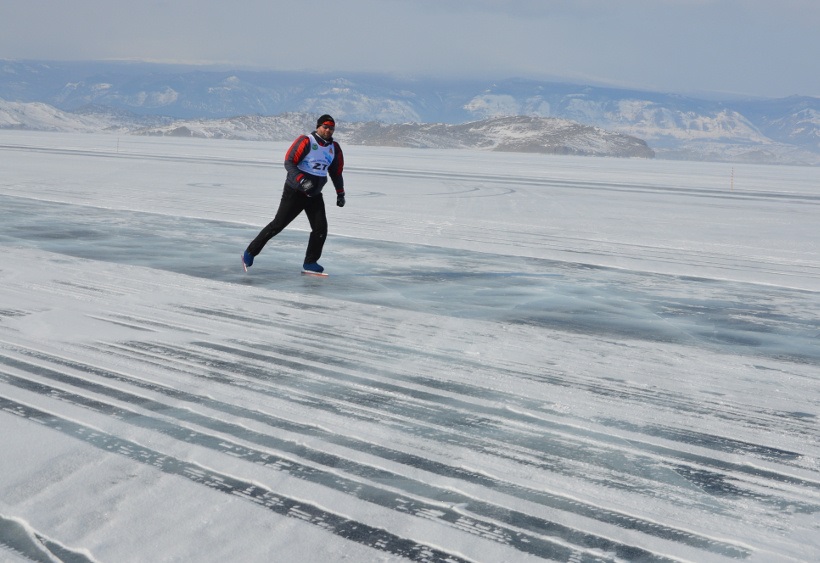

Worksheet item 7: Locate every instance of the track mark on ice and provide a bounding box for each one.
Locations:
[0,345,756,560]
[0,366,683,562]
[0,396,474,563]
[0,514,96,563]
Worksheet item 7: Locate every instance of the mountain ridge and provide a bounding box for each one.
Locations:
[2,60,818,164]
[0,103,656,159]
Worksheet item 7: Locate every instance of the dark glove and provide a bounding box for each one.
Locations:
[336,193,346,207]
[298,178,314,193]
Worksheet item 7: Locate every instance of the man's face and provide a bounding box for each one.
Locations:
[317,123,334,140]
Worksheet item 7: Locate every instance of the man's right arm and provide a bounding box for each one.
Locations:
[284,135,311,187]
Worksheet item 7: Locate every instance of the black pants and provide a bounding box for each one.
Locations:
[246,186,328,264]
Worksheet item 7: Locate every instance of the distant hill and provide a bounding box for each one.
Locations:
[0,103,654,158]
[1,60,818,164]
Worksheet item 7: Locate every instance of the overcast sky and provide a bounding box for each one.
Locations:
[2,0,818,98]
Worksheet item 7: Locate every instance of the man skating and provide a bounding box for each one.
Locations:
[242,114,346,274]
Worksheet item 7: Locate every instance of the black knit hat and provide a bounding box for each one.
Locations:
[316,114,335,128]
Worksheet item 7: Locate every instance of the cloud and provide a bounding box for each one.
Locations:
[1,0,817,97]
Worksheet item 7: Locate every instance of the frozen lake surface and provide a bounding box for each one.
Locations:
[1,131,818,562]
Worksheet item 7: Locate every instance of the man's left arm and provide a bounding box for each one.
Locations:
[330,142,345,206]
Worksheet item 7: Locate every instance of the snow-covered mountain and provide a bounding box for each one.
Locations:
[0,99,171,133]
[465,81,820,164]
[0,102,653,158]
[2,60,818,164]
[343,116,655,157]
[137,114,654,158]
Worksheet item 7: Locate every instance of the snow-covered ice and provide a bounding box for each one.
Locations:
[1,131,818,562]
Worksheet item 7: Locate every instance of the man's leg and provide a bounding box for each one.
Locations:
[303,194,328,265]
[246,188,304,256]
